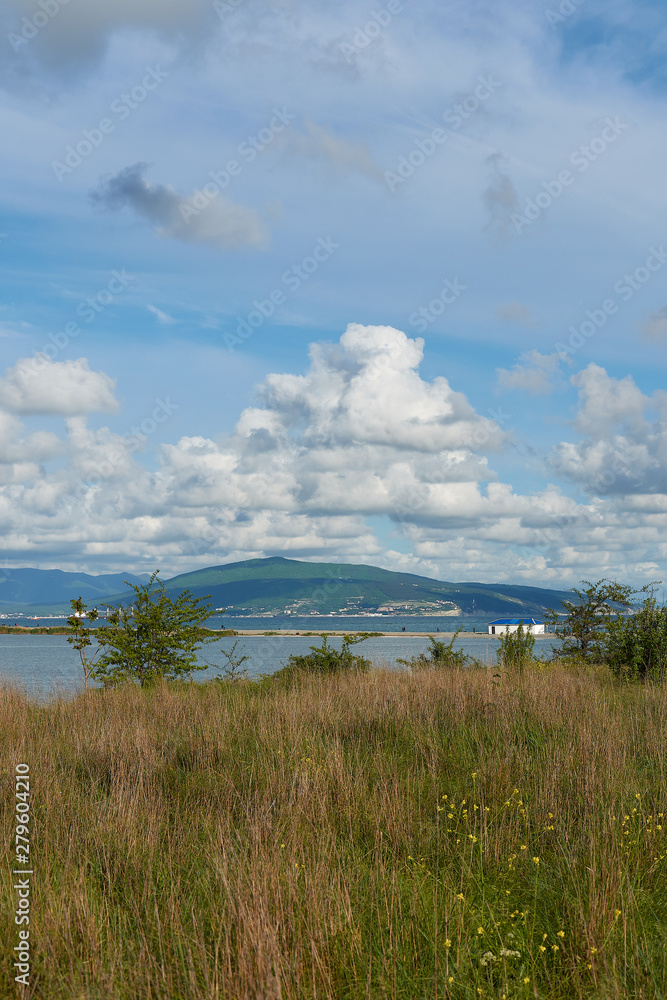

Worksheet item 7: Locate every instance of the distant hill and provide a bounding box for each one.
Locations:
[0,569,150,613]
[111,557,575,618]
[0,558,578,617]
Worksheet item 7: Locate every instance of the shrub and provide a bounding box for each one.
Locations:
[267,633,374,683]
[606,594,667,681]
[497,623,535,672]
[397,631,469,670]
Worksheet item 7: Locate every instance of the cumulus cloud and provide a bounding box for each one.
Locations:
[497,350,565,395]
[548,364,667,496]
[0,357,118,415]
[91,164,268,250]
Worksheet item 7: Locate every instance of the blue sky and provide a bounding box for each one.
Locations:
[0,0,666,587]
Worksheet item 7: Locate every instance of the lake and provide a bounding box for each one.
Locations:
[0,615,561,698]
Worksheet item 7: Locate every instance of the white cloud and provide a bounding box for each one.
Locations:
[497,350,565,395]
[0,357,119,416]
[147,304,178,324]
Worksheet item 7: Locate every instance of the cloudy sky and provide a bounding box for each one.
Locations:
[1,0,666,587]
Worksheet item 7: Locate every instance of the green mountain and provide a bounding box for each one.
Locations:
[0,558,578,618]
[143,557,573,617]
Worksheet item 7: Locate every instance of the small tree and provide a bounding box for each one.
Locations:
[497,622,535,672]
[606,589,667,681]
[267,633,377,683]
[92,572,217,688]
[67,596,100,690]
[546,579,650,663]
[214,640,250,682]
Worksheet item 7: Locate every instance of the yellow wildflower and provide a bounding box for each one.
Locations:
[557,930,565,938]
[444,939,452,948]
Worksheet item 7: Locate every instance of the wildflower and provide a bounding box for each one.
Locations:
[636,793,641,800]
[539,945,546,953]
[437,806,443,812]
[523,977,530,984]
[557,930,565,938]
[448,976,454,984]
[552,945,559,952]
[520,845,527,851]
[590,947,598,955]
[448,813,454,819]
[477,926,485,935]
[614,909,621,918]
[480,951,495,967]
[444,939,452,948]
[499,948,520,958]
[456,893,465,900]
[542,933,547,941]
[280,843,285,849]
[532,857,540,865]
[472,772,477,779]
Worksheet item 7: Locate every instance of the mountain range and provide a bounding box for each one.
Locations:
[0,557,576,617]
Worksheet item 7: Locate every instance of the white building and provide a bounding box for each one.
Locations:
[488,618,545,635]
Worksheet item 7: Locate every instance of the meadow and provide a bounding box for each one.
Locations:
[2,659,667,999]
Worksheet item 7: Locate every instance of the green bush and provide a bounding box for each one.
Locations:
[267,633,375,682]
[397,631,469,670]
[606,595,667,681]
[497,623,536,672]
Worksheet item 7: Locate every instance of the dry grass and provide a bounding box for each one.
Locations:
[2,661,667,998]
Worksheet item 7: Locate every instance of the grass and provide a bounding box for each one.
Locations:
[2,659,667,998]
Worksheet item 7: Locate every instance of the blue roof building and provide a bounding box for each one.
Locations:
[487,618,545,635]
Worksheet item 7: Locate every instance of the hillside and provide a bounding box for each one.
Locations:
[0,558,578,617]
[0,568,150,612]
[152,557,573,617]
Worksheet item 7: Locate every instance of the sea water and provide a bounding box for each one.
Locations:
[0,616,560,698]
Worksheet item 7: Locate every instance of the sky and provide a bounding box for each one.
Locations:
[0,0,666,588]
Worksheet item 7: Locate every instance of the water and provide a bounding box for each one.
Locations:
[0,616,560,698]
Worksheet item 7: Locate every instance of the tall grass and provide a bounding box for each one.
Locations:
[2,661,667,998]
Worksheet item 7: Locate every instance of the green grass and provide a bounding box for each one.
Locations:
[2,660,667,997]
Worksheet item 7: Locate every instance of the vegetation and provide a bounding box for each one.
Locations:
[4,662,667,998]
[545,579,652,662]
[497,623,536,673]
[92,572,218,688]
[398,631,469,670]
[267,633,378,683]
[66,596,101,690]
[606,591,667,681]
